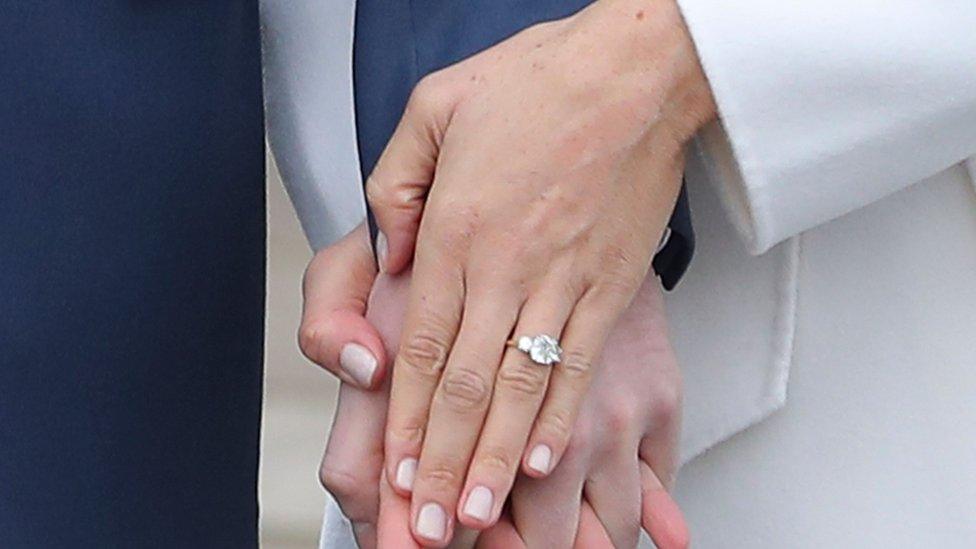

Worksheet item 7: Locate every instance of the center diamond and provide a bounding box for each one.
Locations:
[516,334,562,366]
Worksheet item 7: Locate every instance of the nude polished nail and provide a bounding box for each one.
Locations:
[416,503,446,541]
[339,343,377,387]
[527,444,552,474]
[395,458,417,491]
[463,486,493,522]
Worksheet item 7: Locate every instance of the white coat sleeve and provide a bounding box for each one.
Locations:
[675,0,976,254]
[261,0,364,251]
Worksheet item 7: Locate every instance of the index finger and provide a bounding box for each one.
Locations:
[384,243,465,495]
[320,382,386,548]
[640,460,689,549]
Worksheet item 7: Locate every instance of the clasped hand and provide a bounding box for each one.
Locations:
[300,0,714,546]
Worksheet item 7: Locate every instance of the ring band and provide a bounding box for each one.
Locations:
[507,334,562,366]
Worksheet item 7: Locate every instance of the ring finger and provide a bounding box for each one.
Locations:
[406,282,522,546]
[456,286,578,528]
[522,283,634,479]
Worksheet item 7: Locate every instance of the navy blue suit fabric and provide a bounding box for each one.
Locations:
[355,0,694,290]
[0,2,265,547]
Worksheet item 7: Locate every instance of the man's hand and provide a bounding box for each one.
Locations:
[304,225,689,548]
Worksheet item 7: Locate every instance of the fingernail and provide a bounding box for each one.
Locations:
[339,343,377,387]
[376,231,388,273]
[416,503,446,541]
[463,486,493,522]
[527,444,552,474]
[395,458,417,491]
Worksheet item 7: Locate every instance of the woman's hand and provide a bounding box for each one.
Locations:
[364,0,714,544]
[298,224,387,390]
[303,226,688,548]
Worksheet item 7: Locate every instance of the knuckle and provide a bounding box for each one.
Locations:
[389,419,426,447]
[565,427,592,456]
[319,463,366,502]
[558,348,594,381]
[437,367,491,412]
[595,273,641,304]
[604,400,638,434]
[650,383,682,428]
[496,362,548,398]
[297,322,328,364]
[303,246,337,285]
[600,243,641,275]
[418,462,462,492]
[408,73,450,115]
[399,326,452,378]
[366,172,427,215]
[592,249,643,301]
[476,446,515,475]
[538,409,574,445]
[363,174,389,208]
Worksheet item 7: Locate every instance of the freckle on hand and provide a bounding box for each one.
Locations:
[636,10,645,20]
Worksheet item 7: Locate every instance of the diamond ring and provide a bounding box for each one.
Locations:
[507,334,562,366]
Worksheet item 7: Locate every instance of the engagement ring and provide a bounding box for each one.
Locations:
[507,334,562,366]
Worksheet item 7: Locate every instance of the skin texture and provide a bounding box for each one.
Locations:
[361,0,715,545]
[303,225,689,548]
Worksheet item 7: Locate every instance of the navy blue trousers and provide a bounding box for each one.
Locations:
[355,0,694,290]
[0,3,265,547]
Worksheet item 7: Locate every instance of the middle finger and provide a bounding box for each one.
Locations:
[408,281,521,546]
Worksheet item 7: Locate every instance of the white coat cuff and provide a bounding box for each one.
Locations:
[676,0,976,255]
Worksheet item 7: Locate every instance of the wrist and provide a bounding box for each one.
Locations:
[578,0,716,146]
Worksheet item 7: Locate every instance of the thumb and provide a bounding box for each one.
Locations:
[365,74,459,274]
[299,223,387,389]
[377,469,423,549]
[639,460,690,549]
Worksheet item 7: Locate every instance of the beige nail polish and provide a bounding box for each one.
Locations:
[395,458,417,491]
[463,486,493,522]
[527,444,552,474]
[339,343,377,387]
[416,503,446,541]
